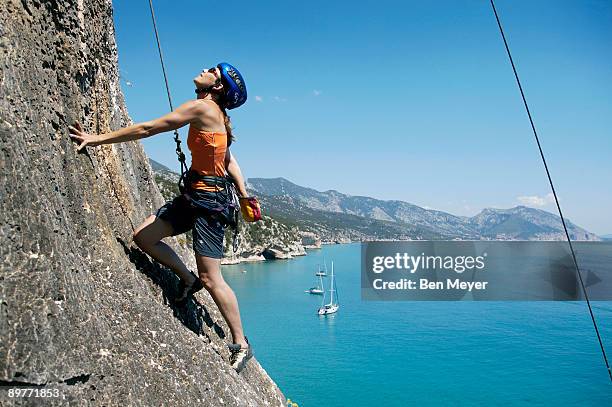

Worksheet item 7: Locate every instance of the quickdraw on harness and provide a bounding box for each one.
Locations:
[147,0,242,252]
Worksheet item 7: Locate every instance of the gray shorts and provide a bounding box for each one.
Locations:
[155,190,229,259]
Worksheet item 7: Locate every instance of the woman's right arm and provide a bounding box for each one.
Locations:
[69,100,205,151]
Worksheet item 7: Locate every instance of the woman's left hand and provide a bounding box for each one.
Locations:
[69,122,100,152]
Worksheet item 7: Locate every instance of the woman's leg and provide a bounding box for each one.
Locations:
[133,215,196,284]
[195,254,247,347]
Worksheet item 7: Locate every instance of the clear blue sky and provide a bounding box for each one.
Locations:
[112,0,611,235]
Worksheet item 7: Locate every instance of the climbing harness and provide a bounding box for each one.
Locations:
[183,171,242,251]
[147,0,241,252]
[489,0,611,382]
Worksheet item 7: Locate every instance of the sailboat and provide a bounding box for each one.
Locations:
[305,272,324,295]
[318,261,339,315]
[315,261,328,277]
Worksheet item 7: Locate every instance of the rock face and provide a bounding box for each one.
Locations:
[300,232,321,249]
[224,218,306,264]
[0,1,284,405]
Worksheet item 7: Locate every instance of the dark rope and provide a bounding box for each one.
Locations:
[147,0,188,187]
[490,0,611,382]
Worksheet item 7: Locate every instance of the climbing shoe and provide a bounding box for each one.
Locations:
[228,337,253,373]
[174,274,203,305]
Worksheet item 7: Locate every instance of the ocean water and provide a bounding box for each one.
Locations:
[222,243,612,406]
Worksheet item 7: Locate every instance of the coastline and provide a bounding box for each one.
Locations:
[220,240,356,265]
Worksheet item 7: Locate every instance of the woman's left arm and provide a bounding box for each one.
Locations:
[69,100,204,152]
[225,149,249,197]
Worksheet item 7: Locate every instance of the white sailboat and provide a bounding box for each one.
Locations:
[315,260,328,277]
[305,272,324,295]
[318,261,339,315]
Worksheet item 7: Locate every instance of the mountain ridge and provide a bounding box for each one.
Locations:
[247,177,599,241]
[149,165,599,242]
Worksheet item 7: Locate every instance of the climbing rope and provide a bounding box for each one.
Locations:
[489,0,611,382]
[147,0,188,190]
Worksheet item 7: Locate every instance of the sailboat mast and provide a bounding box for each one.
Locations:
[329,261,335,304]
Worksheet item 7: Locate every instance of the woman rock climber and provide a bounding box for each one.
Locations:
[69,62,257,373]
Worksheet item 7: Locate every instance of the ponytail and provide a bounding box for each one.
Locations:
[222,108,235,146]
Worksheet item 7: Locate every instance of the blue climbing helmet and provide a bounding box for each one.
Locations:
[217,62,247,110]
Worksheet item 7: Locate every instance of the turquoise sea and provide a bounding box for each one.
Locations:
[222,243,612,406]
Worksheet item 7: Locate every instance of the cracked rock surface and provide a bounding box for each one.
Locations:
[0,0,285,405]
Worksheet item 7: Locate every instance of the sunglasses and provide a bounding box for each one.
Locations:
[206,67,221,81]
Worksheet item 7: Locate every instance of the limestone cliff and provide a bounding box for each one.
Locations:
[0,0,284,405]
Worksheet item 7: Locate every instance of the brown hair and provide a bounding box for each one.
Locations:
[210,80,235,145]
[222,107,235,147]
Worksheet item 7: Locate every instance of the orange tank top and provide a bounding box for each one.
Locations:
[187,125,227,191]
